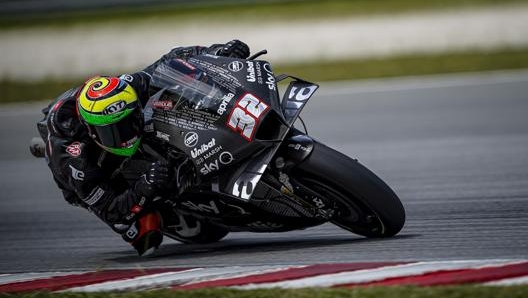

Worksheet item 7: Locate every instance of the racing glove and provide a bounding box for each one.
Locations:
[217,39,250,59]
[116,160,172,224]
[134,160,172,199]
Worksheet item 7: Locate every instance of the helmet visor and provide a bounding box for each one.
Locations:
[89,108,143,152]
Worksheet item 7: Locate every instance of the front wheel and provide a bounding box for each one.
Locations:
[292,140,405,237]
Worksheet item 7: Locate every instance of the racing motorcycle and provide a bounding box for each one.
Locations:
[139,50,405,243]
[32,50,405,244]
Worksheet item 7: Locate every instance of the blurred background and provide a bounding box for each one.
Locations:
[1,0,527,102]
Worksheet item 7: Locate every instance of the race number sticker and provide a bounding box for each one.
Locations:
[227,93,269,141]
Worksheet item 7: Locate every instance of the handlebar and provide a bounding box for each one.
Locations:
[248,49,268,60]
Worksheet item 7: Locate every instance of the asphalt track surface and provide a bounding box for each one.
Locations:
[1,70,527,273]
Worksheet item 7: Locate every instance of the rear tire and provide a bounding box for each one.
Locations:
[293,140,405,237]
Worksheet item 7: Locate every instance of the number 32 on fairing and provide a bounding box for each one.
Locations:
[227,93,269,141]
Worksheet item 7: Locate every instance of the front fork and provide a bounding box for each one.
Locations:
[267,133,336,220]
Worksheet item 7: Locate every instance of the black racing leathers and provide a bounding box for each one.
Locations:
[44,45,227,230]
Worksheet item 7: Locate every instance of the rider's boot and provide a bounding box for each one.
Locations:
[122,212,163,257]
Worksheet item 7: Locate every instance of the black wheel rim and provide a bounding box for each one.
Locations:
[299,177,386,236]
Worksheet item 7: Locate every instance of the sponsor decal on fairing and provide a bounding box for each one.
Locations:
[288,143,311,152]
[226,93,269,141]
[246,61,256,83]
[191,138,217,158]
[184,132,198,147]
[217,93,234,115]
[152,100,173,110]
[263,63,276,91]
[228,61,244,72]
[219,151,234,165]
[199,151,233,175]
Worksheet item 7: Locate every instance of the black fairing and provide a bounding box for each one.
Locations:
[143,54,321,232]
[145,55,286,178]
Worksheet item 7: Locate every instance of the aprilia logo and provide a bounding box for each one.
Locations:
[217,93,234,115]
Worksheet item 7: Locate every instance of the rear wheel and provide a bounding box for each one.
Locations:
[293,141,405,237]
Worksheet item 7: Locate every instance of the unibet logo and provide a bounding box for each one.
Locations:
[191,138,216,158]
[246,61,256,82]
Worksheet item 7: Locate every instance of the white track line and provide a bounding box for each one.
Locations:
[177,265,307,288]
[3,260,526,291]
[0,271,87,285]
[485,275,528,286]
[63,265,289,292]
[235,260,515,289]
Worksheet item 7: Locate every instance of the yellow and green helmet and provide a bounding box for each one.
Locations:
[77,76,143,157]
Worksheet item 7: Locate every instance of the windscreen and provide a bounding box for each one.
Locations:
[150,59,224,110]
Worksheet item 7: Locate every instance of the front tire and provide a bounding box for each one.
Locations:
[293,140,405,237]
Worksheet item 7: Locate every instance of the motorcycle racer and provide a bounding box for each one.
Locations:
[39,40,250,256]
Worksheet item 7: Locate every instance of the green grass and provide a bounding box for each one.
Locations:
[274,48,528,82]
[1,286,528,298]
[0,79,85,104]
[2,48,527,104]
[1,0,527,29]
